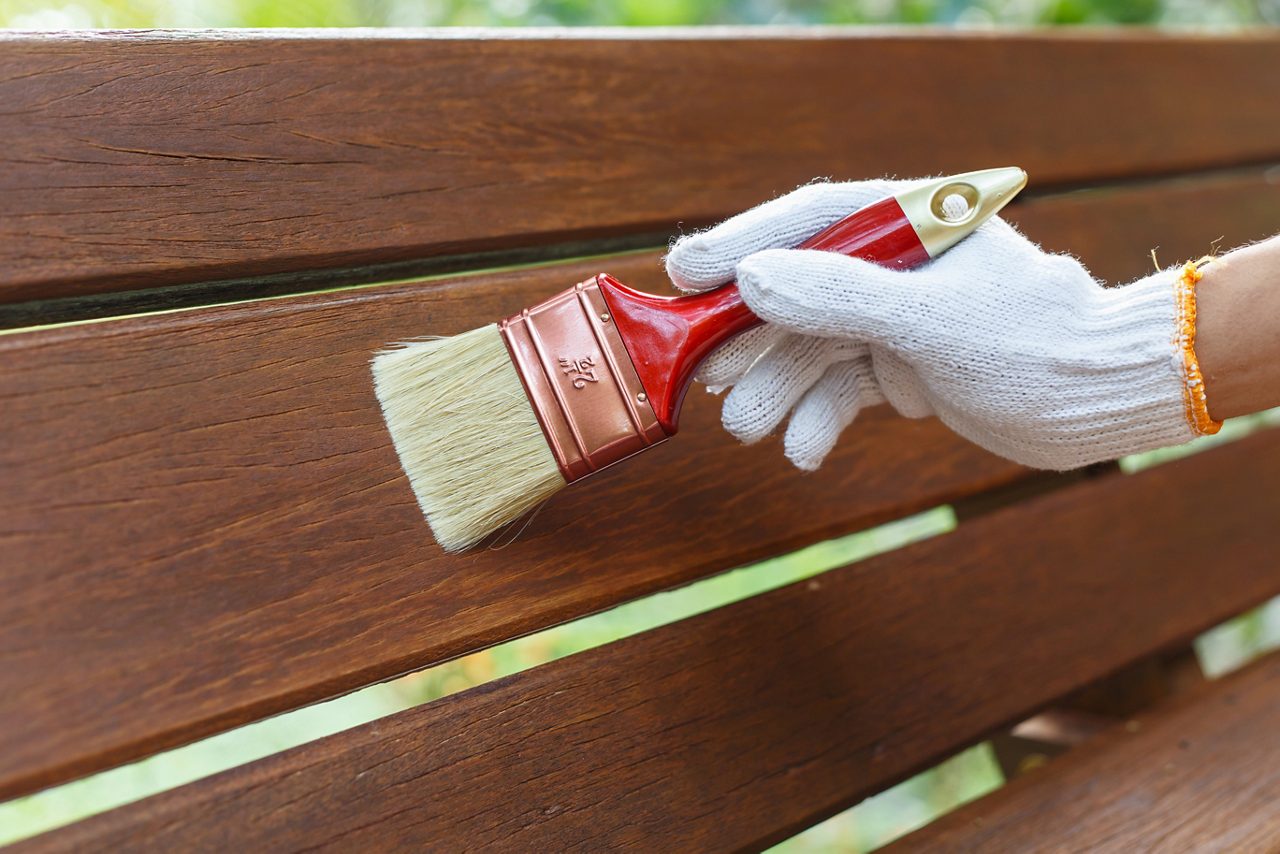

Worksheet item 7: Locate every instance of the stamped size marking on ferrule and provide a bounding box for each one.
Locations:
[558,355,600,389]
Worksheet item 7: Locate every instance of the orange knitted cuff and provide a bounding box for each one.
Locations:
[1174,259,1222,437]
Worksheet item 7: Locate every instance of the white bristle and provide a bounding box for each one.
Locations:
[371,324,566,552]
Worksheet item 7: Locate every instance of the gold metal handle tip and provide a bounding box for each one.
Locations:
[895,167,1029,258]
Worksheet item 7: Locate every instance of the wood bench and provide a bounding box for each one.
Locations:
[2,29,1278,851]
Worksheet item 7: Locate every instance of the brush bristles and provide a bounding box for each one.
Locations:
[372,325,566,552]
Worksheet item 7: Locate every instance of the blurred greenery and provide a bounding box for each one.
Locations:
[2,0,1277,29]
[0,508,959,849]
[4,410,1279,850]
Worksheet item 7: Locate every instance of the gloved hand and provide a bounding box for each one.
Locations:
[666,179,1219,471]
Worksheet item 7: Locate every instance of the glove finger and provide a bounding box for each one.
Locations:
[665,179,905,293]
[735,248,928,342]
[694,324,784,390]
[734,215,1086,340]
[783,357,882,471]
[721,334,842,445]
[869,346,935,419]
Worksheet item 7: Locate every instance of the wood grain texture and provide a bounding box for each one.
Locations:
[0,169,1274,800]
[1013,166,1280,268]
[4,31,1280,303]
[0,255,1023,802]
[20,429,1280,853]
[891,652,1280,852]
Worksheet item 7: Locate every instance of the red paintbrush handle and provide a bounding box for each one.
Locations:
[599,196,931,434]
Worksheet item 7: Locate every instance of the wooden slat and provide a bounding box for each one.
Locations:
[891,652,1280,852]
[0,169,1273,800]
[0,259,1023,802]
[22,428,1280,853]
[1012,166,1280,267]
[4,31,1280,303]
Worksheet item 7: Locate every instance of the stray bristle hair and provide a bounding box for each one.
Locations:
[372,324,566,552]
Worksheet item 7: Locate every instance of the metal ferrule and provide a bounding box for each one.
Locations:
[499,277,669,483]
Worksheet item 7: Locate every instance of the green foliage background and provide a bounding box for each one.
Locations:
[2,0,1277,28]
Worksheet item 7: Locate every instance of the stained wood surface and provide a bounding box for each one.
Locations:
[21,429,1280,853]
[891,652,1280,852]
[0,169,1274,800]
[1011,166,1280,270]
[0,254,1023,802]
[4,31,1280,303]
[990,649,1203,779]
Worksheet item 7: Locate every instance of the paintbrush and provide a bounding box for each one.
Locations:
[373,167,1028,551]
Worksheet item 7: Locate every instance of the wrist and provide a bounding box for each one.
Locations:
[1192,235,1280,421]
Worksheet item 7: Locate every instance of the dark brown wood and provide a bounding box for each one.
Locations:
[991,708,1115,777]
[991,648,1203,778]
[4,31,1280,304]
[952,466,1108,522]
[0,168,1273,800]
[1011,165,1280,268]
[1062,647,1205,718]
[0,252,1025,802]
[892,652,1280,852]
[20,429,1280,853]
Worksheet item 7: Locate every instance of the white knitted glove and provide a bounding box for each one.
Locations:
[667,179,1218,471]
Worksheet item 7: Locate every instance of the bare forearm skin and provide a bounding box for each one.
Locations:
[1193,234,1280,421]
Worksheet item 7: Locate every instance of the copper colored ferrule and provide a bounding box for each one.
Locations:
[499,276,670,483]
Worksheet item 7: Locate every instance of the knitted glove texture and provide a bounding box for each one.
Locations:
[666,179,1202,472]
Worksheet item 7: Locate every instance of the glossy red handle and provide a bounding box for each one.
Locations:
[599,196,931,434]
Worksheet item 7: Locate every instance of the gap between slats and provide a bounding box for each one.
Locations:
[5,33,1280,306]
[3,162,1277,331]
[17,413,1263,845]
[885,649,1280,852]
[11,421,1280,852]
[0,506,956,846]
[0,166,1275,802]
[3,412,1275,848]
